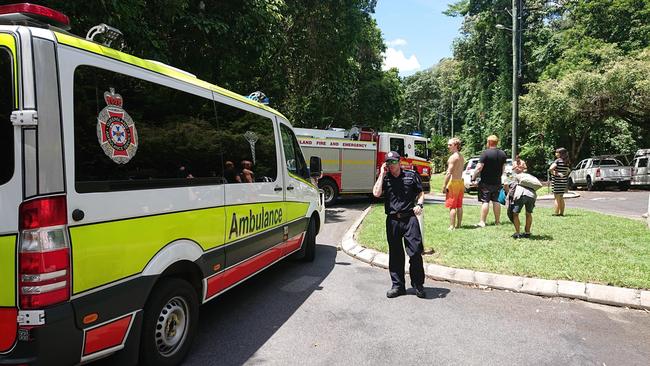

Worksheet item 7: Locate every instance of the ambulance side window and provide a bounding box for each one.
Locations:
[74,66,223,192]
[0,48,13,185]
[217,102,277,184]
[280,124,309,180]
[390,138,405,157]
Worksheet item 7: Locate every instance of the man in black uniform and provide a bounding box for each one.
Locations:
[373,151,426,298]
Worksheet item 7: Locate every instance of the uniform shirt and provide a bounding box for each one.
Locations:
[383,169,423,214]
[479,148,507,185]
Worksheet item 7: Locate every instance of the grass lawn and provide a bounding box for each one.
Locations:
[356,203,650,289]
[428,174,446,193]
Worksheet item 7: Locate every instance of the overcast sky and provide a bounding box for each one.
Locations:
[373,0,463,76]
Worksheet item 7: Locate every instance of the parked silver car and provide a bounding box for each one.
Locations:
[568,157,631,191]
[462,157,512,193]
[632,149,650,186]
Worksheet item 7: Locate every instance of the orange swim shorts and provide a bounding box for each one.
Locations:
[445,179,464,209]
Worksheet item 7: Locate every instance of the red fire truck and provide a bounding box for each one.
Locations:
[295,127,432,204]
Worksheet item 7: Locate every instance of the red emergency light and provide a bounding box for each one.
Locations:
[0,3,70,30]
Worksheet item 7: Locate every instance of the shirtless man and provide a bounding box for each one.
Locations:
[442,138,465,230]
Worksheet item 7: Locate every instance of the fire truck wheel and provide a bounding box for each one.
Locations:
[319,178,338,205]
[140,278,199,366]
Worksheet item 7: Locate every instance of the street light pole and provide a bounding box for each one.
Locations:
[511,0,519,161]
[450,92,454,138]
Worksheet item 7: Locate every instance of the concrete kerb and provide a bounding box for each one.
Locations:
[340,205,650,310]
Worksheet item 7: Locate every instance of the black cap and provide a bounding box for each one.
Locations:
[385,151,400,161]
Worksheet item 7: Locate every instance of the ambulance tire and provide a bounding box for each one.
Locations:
[292,217,317,262]
[140,278,199,366]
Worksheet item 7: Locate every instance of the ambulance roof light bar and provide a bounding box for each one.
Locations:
[86,23,123,48]
[0,3,70,30]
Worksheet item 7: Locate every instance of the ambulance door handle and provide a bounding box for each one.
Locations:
[274,186,283,192]
[287,185,294,191]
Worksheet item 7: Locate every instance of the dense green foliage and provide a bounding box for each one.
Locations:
[34,0,650,169]
[39,0,400,130]
[398,0,650,175]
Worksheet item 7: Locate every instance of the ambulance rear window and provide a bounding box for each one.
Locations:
[0,48,13,186]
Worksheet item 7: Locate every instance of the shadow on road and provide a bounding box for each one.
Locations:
[324,208,353,224]
[183,243,337,365]
[407,287,450,300]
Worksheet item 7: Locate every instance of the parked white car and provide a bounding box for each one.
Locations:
[462,157,480,192]
[462,157,512,192]
[568,157,631,191]
[631,150,650,186]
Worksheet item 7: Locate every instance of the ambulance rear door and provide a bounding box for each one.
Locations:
[0,28,23,354]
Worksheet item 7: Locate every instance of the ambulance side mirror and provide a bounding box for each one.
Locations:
[310,157,322,178]
[427,149,432,160]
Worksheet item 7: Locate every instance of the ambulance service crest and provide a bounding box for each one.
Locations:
[96,88,138,164]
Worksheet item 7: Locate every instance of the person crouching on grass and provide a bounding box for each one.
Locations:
[505,175,537,239]
[443,137,465,230]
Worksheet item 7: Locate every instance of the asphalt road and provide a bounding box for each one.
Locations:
[538,189,649,219]
[432,188,650,220]
[182,196,650,366]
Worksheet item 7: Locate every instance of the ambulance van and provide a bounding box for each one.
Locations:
[0,4,324,365]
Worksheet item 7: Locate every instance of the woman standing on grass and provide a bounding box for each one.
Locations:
[549,147,571,216]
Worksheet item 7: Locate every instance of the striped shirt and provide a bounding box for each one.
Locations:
[552,158,571,194]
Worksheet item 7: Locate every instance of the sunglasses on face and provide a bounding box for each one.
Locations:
[387,160,399,165]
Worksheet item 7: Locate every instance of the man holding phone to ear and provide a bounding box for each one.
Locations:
[373,151,426,299]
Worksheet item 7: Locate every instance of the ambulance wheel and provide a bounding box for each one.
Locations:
[319,178,338,205]
[292,217,317,262]
[140,278,199,366]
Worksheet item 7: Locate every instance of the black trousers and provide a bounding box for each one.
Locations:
[386,215,425,289]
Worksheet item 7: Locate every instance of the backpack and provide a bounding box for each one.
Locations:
[516,173,543,191]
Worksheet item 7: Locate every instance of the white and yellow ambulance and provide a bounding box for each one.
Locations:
[0,4,324,365]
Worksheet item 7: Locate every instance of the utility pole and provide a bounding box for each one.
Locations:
[450,93,454,138]
[511,0,519,161]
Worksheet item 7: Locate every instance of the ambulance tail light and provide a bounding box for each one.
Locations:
[18,196,70,310]
[596,168,601,178]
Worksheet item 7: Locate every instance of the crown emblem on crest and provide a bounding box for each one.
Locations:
[96,88,137,164]
[104,88,124,108]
